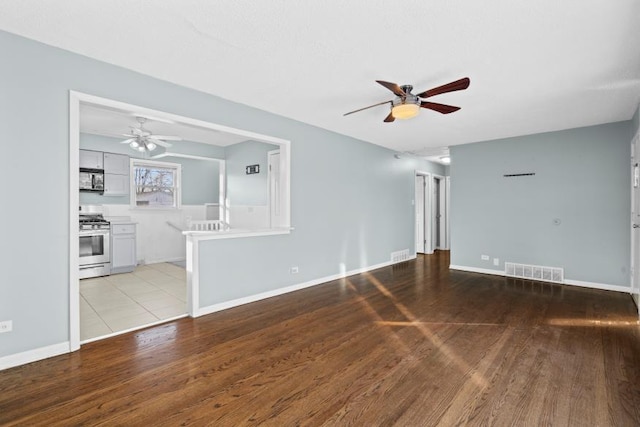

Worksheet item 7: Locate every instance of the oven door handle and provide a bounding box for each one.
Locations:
[79,229,110,236]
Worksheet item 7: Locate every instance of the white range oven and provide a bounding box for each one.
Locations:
[79,206,111,279]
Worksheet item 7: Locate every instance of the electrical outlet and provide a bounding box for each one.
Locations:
[290,266,299,274]
[0,320,12,333]
[493,258,500,266]
[481,255,489,261]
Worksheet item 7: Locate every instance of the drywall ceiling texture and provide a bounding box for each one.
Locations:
[0,1,639,154]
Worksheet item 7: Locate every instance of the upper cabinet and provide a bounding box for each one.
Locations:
[79,150,104,169]
[103,153,130,197]
[104,153,129,175]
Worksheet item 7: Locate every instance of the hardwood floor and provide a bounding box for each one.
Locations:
[1,252,639,426]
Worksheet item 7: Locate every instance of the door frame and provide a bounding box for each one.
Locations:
[415,172,430,254]
[267,149,281,228]
[69,91,291,351]
[432,173,449,250]
[415,171,433,254]
[446,176,451,250]
[631,130,640,316]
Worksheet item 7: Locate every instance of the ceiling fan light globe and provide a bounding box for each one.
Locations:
[136,146,146,152]
[129,140,140,148]
[392,103,420,120]
[146,141,157,151]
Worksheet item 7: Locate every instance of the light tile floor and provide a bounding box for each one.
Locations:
[80,262,187,341]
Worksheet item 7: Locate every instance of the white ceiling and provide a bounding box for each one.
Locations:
[1,1,639,155]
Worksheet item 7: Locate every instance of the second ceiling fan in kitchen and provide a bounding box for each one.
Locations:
[344,77,470,122]
[119,117,182,153]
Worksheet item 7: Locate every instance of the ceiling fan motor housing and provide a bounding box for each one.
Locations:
[122,116,176,152]
[392,86,421,119]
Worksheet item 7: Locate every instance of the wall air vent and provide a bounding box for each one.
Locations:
[505,262,564,283]
[391,249,410,263]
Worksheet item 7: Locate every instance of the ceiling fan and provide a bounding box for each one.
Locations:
[344,77,470,122]
[120,117,182,152]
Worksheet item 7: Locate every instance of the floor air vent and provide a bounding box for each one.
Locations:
[391,249,410,263]
[505,262,564,283]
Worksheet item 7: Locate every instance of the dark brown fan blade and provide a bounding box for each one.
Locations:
[416,77,470,99]
[344,100,392,116]
[420,101,461,114]
[376,80,406,97]
[384,112,395,122]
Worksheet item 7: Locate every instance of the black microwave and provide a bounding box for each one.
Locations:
[79,168,104,193]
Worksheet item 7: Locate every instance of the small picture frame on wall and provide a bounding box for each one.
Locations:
[246,164,260,175]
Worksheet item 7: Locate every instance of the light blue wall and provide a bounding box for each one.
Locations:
[224,140,278,206]
[79,133,221,205]
[199,134,438,306]
[450,121,632,287]
[0,30,443,359]
[172,158,220,205]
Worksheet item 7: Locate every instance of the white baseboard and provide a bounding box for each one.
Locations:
[196,255,417,317]
[142,256,186,265]
[0,342,69,371]
[449,264,632,294]
[449,265,504,276]
[563,279,631,294]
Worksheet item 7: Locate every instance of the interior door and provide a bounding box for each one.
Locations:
[430,175,449,251]
[433,177,441,249]
[439,176,447,249]
[415,175,426,253]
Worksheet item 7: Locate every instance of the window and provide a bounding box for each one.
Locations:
[131,160,181,208]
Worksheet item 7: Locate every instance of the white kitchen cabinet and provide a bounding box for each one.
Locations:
[110,223,136,274]
[79,149,104,169]
[104,152,129,175]
[104,173,129,196]
[103,152,130,196]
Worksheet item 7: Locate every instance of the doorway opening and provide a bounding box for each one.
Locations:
[69,91,291,350]
[415,171,449,255]
[431,174,448,251]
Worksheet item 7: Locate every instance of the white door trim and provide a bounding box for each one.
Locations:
[267,149,281,228]
[432,174,448,250]
[69,90,291,351]
[415,174,425,254]
[446,176,451,250]
[69,92,81,351]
